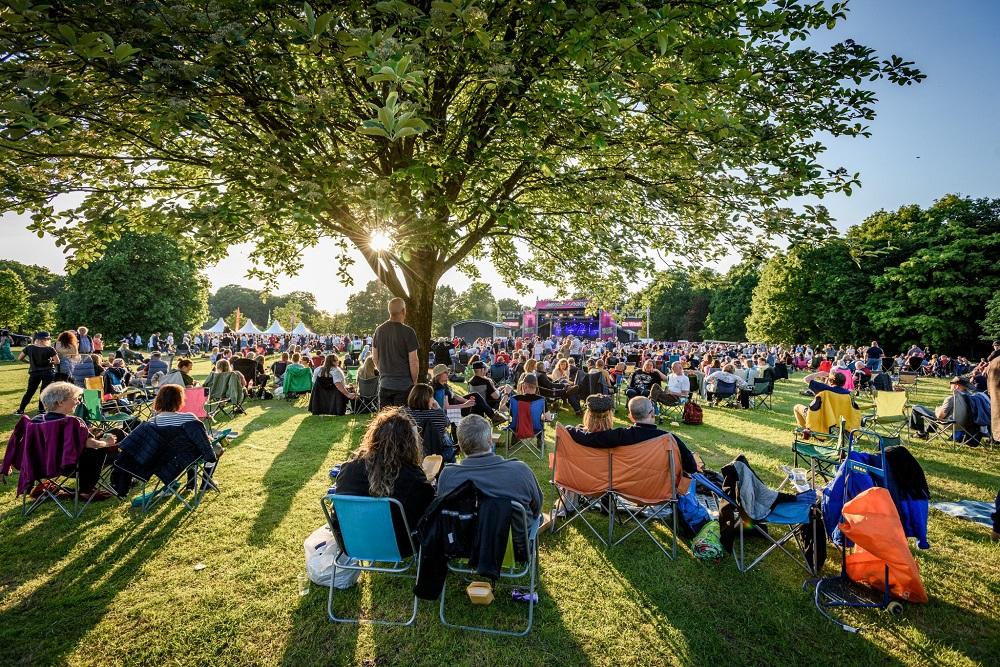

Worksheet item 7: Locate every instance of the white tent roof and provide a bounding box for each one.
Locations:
[204,317,227,333]
[291,322,312,335]
[263,321,287,334]
[237,319,262,334]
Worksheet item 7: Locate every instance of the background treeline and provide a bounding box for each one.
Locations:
[2,195,998,353]
[638,194,1000,356]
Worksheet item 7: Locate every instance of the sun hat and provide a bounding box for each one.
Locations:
[432,364,450,379]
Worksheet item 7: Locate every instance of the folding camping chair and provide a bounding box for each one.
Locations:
[282,364,313,399]
[708,379,739,408]
[549,424,682,559]
[439,500,540,636]
[321,494,421,626]
[83,375,105,393]
[657,394,687,423]
[503,397,545,459]
[354,376,380,414]
[184,387,232,438]
[793,418,850,485]
[4,415,117,519]
[748,378,774,411]
[895,372,918,394]
[692,470,821,575]
[77,388,136,434]
[862,391,909,438]
[612,373,625,406]
[114,430,229,514]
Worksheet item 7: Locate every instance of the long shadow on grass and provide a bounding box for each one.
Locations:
[277,544,593,666]
[248,415,363,547]
[560,515,894,664]
[0,509,186,665]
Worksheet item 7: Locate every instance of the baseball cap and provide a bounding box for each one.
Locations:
[948,376,971,388]
[34,331,51,340]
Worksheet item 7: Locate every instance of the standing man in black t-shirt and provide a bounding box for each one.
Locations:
[16,331,59,415]
[372,297,419,407]
[865,340,884,372]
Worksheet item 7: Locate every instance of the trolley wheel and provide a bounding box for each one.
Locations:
[887,601,904,616]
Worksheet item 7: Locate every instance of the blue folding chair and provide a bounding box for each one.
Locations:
[692,472,820,575]
[439,500,540,636]
[503,397,545,460]
[709,379,740,407]
[321,495,421,626]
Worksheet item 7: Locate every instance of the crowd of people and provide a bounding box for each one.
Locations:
[4,298,1000,539]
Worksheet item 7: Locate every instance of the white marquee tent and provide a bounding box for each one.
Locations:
[291,322,312,335]
[237,319,262,335]
[204,317,227,333]
[263,321,287,335]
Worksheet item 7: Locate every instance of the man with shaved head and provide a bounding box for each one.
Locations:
[372,297,419,406]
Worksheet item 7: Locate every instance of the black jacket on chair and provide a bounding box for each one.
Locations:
[309,375,347,415]
[413,480,527,600]
[114,419,216,488]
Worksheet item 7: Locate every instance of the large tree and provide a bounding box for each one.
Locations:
[745,239,871,345]
[0,268,28,329]
[57,233,209,340]
[703,262,760,341]
[0,1,922,365]
[851,196,1000,354]
[343,279,393,333]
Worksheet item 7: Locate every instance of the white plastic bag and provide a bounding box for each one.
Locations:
[304,525,360,589]
[273,386,284,399]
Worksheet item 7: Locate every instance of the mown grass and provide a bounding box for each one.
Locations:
[0,357,997,666]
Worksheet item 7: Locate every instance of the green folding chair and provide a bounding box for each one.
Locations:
[792,418,848,485]
[77,389,135,434]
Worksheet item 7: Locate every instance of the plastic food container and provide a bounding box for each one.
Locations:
[466,581,494,605]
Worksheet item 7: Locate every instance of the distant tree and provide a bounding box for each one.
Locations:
[57,233,208,340]
[861,196,1000,354]
[461,282,499,323]
[497,298,525,315]
[270,302,303,331]
[432,285,469,337]
[703,263,760,341]
[344,280,394,334]
[983,293,1000,343]
[209,285,270,325]
[22,301,58,333]
[0,269,29,329]
[644,269,716,341]
[746,240,871,345]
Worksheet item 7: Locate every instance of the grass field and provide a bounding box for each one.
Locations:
[0,357,997,667]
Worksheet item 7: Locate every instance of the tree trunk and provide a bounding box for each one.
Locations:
[403,277,436,383]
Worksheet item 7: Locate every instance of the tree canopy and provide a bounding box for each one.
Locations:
[0,259,64,332]
[56,233,209,340]
[0,268,28,329]
[0,0,922,360]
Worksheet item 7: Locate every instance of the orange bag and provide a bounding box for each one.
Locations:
[840,487,928,603]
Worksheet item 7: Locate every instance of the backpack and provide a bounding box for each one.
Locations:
[682,401,703,425]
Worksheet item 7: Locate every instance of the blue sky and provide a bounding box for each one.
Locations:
[2,0,998,313]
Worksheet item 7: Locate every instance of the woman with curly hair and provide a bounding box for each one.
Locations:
[334,408,434,555]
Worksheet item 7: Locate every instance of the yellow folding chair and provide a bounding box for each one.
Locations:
[863,391,909,437]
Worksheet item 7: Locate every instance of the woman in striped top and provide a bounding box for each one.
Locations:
[149,383,199,427]
[402,383,454,462]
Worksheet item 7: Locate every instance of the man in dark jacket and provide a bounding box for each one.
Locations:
[566,396,698,474]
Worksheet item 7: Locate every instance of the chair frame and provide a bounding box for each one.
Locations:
[354,377,380,414]
[748,378,774,411]
[321,495,421,627]
[692,472,820,576]
[862,390,910,438]
[792,422,848,485]
[115,447,222,515]
[438,501,539,636]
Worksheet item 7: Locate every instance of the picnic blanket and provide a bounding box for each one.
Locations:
[930,500,994,527]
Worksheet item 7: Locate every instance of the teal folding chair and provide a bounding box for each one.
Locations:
[693,472,821,575]
[438,500,539,636]
[321,495,421,626]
